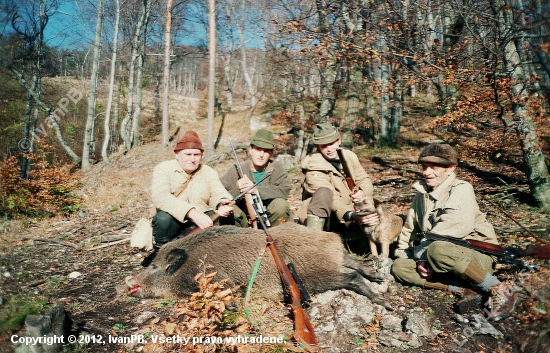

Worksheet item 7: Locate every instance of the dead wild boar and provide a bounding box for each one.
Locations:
[120,222,393,309]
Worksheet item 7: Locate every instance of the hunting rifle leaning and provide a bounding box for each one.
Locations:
[229,139,271,229]
[251,202,317,348]
[421,232,550,271]
[141,173,272,267]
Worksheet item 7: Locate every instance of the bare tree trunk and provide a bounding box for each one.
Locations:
[101,0,120,165]
[237,0,256,108]
[161,0,173,147]
[206,0,216,156]
[8,65,80,163]
[490,0,550,211]
[120,0,147,150]
[82,0,104,171]
[130,0,152,148]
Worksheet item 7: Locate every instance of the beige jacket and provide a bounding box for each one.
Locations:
[299,149,374,223]
[151,159,232,223]
[395,172,497,259]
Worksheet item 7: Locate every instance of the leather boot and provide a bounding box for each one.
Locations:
[485,281,518,321]
[454,288,482,314]
[306,214,325,230]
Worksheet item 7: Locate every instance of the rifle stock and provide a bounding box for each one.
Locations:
[253,204,317,347]
[336,148,357,192]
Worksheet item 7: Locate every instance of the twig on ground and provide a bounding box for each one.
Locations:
[84,237,130,251]
[22,237,79,249]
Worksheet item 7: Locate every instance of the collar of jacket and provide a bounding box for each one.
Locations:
[306,153,345,177]
[412,172,457,201]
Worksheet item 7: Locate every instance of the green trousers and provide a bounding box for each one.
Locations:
[391,241,495,287]
[226,197,291,228]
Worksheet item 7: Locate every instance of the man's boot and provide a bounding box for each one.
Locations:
[485,281,518,321]
[306,214,325,230]
[454,288,482,314]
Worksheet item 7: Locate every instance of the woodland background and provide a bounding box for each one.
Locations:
[0,0,550,219]
[1,1,550,352]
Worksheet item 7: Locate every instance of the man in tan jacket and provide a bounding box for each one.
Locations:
[151,131,233,245]
[391,143,517,321]
[299,123,379,239]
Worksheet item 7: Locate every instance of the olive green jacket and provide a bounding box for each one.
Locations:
[298,149,374,223]
[220,159,291,201]
[151,160,232,223]
[395,172,498,259]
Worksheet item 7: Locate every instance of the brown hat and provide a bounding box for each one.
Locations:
[174,131,203,152]
[418,143,458,166]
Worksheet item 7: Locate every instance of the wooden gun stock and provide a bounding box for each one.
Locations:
[234,165,258,229]
[336,148,357,193]
[266,235,317,346]
[253,204,317,347]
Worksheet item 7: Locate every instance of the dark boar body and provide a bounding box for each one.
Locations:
[122,223,392,309]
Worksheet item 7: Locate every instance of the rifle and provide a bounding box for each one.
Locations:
[252,202,317,347]
[229,139,271,229]
[141,173,271,267]
[421,232,550,271]
[336,148,357,193]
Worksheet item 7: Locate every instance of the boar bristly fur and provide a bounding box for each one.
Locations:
[123,223,392,309]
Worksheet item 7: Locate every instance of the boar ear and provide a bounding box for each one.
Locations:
[165,249,188,275]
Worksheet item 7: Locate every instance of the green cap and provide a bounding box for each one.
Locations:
[313,123,339,145]
[250,129,275,149]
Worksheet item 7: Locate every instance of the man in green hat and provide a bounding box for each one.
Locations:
[221,129,291,227]
[298,123,380,239]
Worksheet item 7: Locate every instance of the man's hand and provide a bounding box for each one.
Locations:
[217,200,233,217]
[186,208,213,229]
[416,260,434,278]
[351,211,380,226]
[350,189,367,204]
[237,175,258,194]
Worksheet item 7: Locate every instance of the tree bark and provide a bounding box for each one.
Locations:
[161,0,173,147]
[206,0,216,156]
[82,0,104,171]
[489,0,550,211]
[101,0,120,165]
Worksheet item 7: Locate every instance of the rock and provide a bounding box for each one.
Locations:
[136,311,155,324]
[14,304,69,353]
[249,116,267,131]
[405,308,436,340]
[68,271,81,279]
[471,314,504,339]
[3,271,11,278]
[274,154,295,171]
[380,315,403,332]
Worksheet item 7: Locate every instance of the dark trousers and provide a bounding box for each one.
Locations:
[152,210,216,245]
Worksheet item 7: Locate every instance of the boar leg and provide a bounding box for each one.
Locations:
[341,267,394,311]
[342,255,386,282]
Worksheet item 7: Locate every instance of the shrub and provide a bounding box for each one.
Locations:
[0,156,81,218]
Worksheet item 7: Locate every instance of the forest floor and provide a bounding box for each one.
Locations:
[1,97,550,353]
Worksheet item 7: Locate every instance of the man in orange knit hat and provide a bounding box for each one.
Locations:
[151,130,233,245]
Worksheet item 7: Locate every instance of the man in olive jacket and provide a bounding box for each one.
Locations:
[151,130,233,245]
[298,123,379,236]
[221,129,291,227]
[391,143,517,322]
